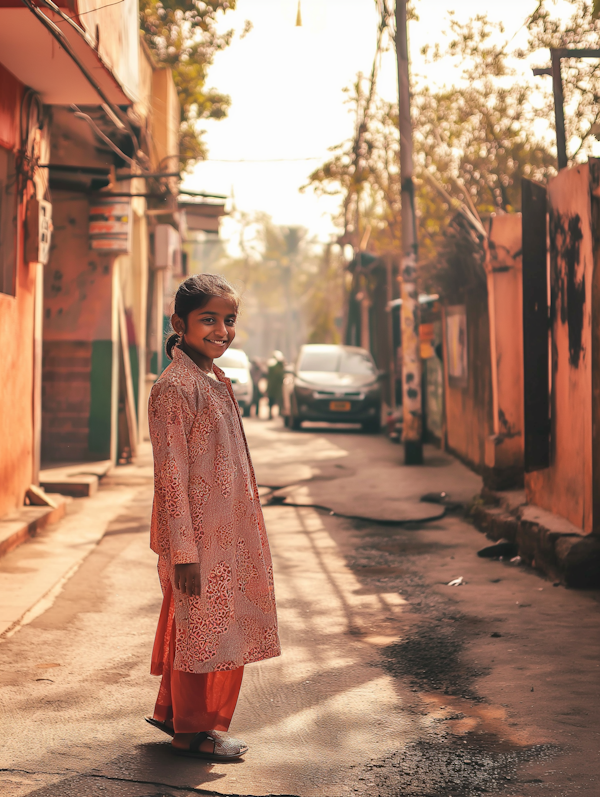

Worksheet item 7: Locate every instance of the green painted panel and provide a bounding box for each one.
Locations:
[161,314,171,373]
[129,344,139,417]
[150,351,158,375]
[89,340,113,457]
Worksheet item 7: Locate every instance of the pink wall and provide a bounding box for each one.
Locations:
[526,164,594,533]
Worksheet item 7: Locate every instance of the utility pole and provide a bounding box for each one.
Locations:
[533,48,600,172]
[395,0,422,465]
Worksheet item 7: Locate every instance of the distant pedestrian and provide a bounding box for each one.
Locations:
[267,350,285,419]
[146,274,280,761]
[249,357,266,417]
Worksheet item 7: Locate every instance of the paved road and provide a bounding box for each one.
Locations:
[0,419,599,796]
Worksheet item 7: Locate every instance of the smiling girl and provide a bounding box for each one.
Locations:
[146,274,280,761]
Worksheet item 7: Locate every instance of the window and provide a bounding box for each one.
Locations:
[215,348,248,369]
[0,147,17,296]
[298,347,377,376]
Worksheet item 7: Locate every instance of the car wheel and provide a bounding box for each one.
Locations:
[291,414,303,431]
[362,419,380,434]
[242,404,251,417]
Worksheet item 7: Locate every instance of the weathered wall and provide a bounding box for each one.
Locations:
[42,191,116,462]
[526,164,594,532]
[484,214,524,480]
[443,288,493,474]
[0,230,36,516]
[151,68,180,165]
[77,0,140,103]
[0,62,34,517]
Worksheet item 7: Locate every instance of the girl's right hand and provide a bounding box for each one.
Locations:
[174,563,201,596]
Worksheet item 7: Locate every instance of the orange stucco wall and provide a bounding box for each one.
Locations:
[0,63,34,517]
[485,214,524,471]
[0,227,36,517]
[525,164,593,533]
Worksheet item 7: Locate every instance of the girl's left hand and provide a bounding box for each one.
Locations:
[174,563,201,596]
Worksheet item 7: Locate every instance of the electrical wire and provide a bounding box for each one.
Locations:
[71,105,136,167]
[500,0,543,55]
[202,157,323,163]
[63,0,125,21]
[20,0,142,159]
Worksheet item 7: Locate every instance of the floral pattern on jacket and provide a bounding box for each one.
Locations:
[149,347,280,673]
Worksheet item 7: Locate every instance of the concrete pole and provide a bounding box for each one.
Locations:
[395,0,423,464]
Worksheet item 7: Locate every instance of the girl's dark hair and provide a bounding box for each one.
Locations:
[165,274,240,359]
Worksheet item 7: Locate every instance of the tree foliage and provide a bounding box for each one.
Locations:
[305,13,557,297]
[140,0,244,168]
[526,0,600,162]
[217,213,344,350]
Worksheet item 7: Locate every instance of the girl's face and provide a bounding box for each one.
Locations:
[172,295,237,367]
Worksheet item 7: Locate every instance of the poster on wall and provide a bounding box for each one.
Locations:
[446,305,468,387]
[89,197,131,252]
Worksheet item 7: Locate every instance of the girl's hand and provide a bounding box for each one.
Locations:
[174,563,201,596]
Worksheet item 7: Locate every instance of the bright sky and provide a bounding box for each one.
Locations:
[183,0,546,245]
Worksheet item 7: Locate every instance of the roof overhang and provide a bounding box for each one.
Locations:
[0,5,131,105]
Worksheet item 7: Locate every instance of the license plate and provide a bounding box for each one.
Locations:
[330,400,351,411]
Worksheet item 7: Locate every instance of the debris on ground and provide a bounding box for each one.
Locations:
[477,539,519,559]
[447,576,464,586]
[420,491,462,510]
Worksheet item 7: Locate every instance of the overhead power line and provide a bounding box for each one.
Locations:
[202,156,323,163]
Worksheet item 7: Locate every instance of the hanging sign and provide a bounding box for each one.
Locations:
[89,197,131,252]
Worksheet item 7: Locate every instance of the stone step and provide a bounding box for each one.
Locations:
[0,496,69,558]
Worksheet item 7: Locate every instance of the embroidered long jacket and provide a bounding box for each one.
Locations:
[149,347,280,673]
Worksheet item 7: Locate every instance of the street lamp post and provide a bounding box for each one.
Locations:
[395,0,423,465]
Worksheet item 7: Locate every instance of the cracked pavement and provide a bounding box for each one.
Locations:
[0,419,599,796]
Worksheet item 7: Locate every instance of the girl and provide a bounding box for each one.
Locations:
[145,274,280,761]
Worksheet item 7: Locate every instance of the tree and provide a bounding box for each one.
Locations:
[140,0,247,169]
[215,213,344,350]
[305,13,556,297]
[526,0,600,163]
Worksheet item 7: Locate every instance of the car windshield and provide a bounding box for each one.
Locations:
[216,349,248,369]
[298,349,376,376]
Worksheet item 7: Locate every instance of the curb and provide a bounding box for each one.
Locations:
[0,495,69,558]
[470,495,600,588]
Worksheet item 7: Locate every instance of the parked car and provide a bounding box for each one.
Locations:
[282,344,382,432]
[215,348,253,416]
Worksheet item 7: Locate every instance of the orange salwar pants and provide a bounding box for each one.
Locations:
[151,580,244,734]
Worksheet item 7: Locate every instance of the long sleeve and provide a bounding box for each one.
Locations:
[149,383,199,565]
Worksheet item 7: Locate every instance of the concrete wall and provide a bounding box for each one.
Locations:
[526,164,594,532]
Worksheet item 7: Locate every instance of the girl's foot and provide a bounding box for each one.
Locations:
[172,731,248,761]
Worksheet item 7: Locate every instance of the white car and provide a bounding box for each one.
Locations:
[215,348,253,416]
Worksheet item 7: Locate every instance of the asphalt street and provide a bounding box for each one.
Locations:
[0,418,599,797]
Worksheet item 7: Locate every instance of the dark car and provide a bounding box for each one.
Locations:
[282,344,382,432]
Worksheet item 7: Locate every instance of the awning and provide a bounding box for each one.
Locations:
[179,201,227,235]
[0,5,131,105]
